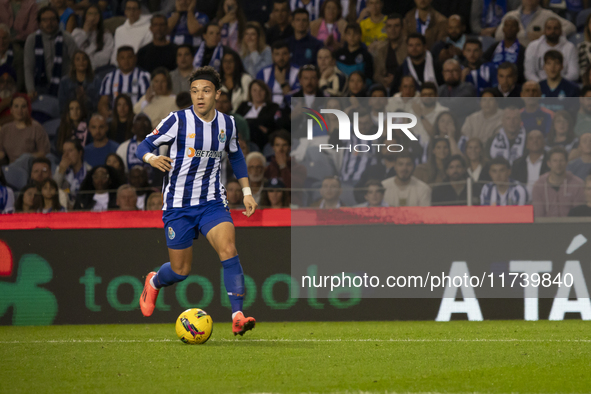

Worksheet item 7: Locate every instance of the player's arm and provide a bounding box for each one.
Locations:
[136,113,179,171]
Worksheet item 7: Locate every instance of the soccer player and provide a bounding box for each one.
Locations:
[136,65,258,336]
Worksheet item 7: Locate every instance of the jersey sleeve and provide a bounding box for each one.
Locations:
[225,115,248,179]
[136,112,179,160]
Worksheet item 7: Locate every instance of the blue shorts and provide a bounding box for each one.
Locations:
[162,200,233,250]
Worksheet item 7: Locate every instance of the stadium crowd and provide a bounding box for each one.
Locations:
[1,0,591,217]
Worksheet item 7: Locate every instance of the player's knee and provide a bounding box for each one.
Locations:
[219,244,238,261]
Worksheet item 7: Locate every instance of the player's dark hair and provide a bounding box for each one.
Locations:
[345,23,362,35]
[407,32,426,45]
[292,7,309,18]
[189,66,222,90]
[464,37,482,50]
[117,45,135,56]
[270,129,291,146]
[581,85,591,97]
[489,156,511,169]
[37,6,59,24]
[177,44,195,57]
[271,40,289,51]
[544,49,564,65]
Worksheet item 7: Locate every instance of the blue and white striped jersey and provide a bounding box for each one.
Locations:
[99,67,151,105]
[141,108,242,210]
[480,182,528,206]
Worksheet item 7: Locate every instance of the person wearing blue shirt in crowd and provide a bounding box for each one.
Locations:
[84,114,119,167]
[287,8,323,68]
[539,50,580,114]
[167,0,210,46]
[463,38,497,96]
[256,40,300,106]
[334,23,374,80]
[483,16,525,84]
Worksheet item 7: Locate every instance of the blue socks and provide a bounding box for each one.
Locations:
[152,262,188,289]
[222,255,244,314]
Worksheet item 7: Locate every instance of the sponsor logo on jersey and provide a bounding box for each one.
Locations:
[186,147,223,158]
[188,133,195,138]
[152,129,159,135]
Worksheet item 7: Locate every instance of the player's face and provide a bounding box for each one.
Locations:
[190,80,221,117]
[548,153,567,176]
[365,185,384,206]
[176,47,193,70]
[489,164,510,184]
[463,43,481,65]
[272,48,290,69]
[543,58,562,80]
[117,50,136,74]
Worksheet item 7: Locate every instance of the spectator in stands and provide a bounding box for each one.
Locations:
[15,184,41,213]
[0,0,37,42]
[310,0,346,52]
[372,14,406,92]
[354,135,400,203]
[137,15,177,73]
[116,184,138,211]
[246,151,266,204]
[54,139,91,202]
[50,0,75,33]
[359,0,386,47]
[84,114,119,168]
[344,70,367,97]
[465,137,491,195]
[71,5,113,70]
[39,178,65,212]
[74,165,121,211]
[58,50,101,114]
[24,6,77,98]
[480,156,528,205]
[220,51,252,112]
[470,0,519,36]
[415,137,451,185]
[128,165,151,209]
[354,179,387,207]
[462,88,503,143]
[511,129,549,196]
[524,18,578,82]
[382,152,431,206]
[110,0,152,65]
[403,0,447,50]
[387,75,418,112]
[265,129,306,202]
[56,98,89,153]
[575,86,591,136]
[171,45,193,95]
[317,47,346,96]
[432,111,464,155]
[292,64,327,106]
[266,0,294,46]
[29,156,68,208]
[109,94,134,144]
[492,62,521,97]
[431,15,466,64]
[193,23,232,72]
[539,50,580,114]
[546,111,578,154]
[116,113,161,174]
[495,0,575,46]
[216,90,251,142]
[0,24,24,92]
[568,175,591,216]
[487,105,526,165]
[256,40,300,106]
[0,166,14,213]
[105,152,127,184]
[334,23,373,79]
[133,68,179,128]
[463,39,496,96]
[287,8,324,68]
[0,65,18,126]
[167,0,209,46]
[410,82,449,147]
[438,58,477,98]
[260,177,290,208]
[0,95,49,165]
[568,133,591,181]
[532,146,585,217]
[432,154,476,206]
[393,33,439,93]
[216,0,247,52]
[98,46,151,118]
[578,14,591,80]
[483,17,525,84]
[521,81,553,135]
[226,178,244,209]
[236,80,280,151]
[146,191,163,210]
[241,22,272,77]
[311,176,344,208]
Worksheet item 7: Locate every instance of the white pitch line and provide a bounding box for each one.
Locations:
[1,338,591,344]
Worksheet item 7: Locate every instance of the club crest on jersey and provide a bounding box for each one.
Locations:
[218,129,227,143]
[168,227,175,240]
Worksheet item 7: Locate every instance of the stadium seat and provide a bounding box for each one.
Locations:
[576,8,591,32]
[31,95,60,124]
[2,165,28,191]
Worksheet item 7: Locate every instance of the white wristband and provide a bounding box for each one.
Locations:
[143,153,156,164]
[242,187,252,196]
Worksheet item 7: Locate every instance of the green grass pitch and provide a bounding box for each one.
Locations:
[1,321,590,393]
